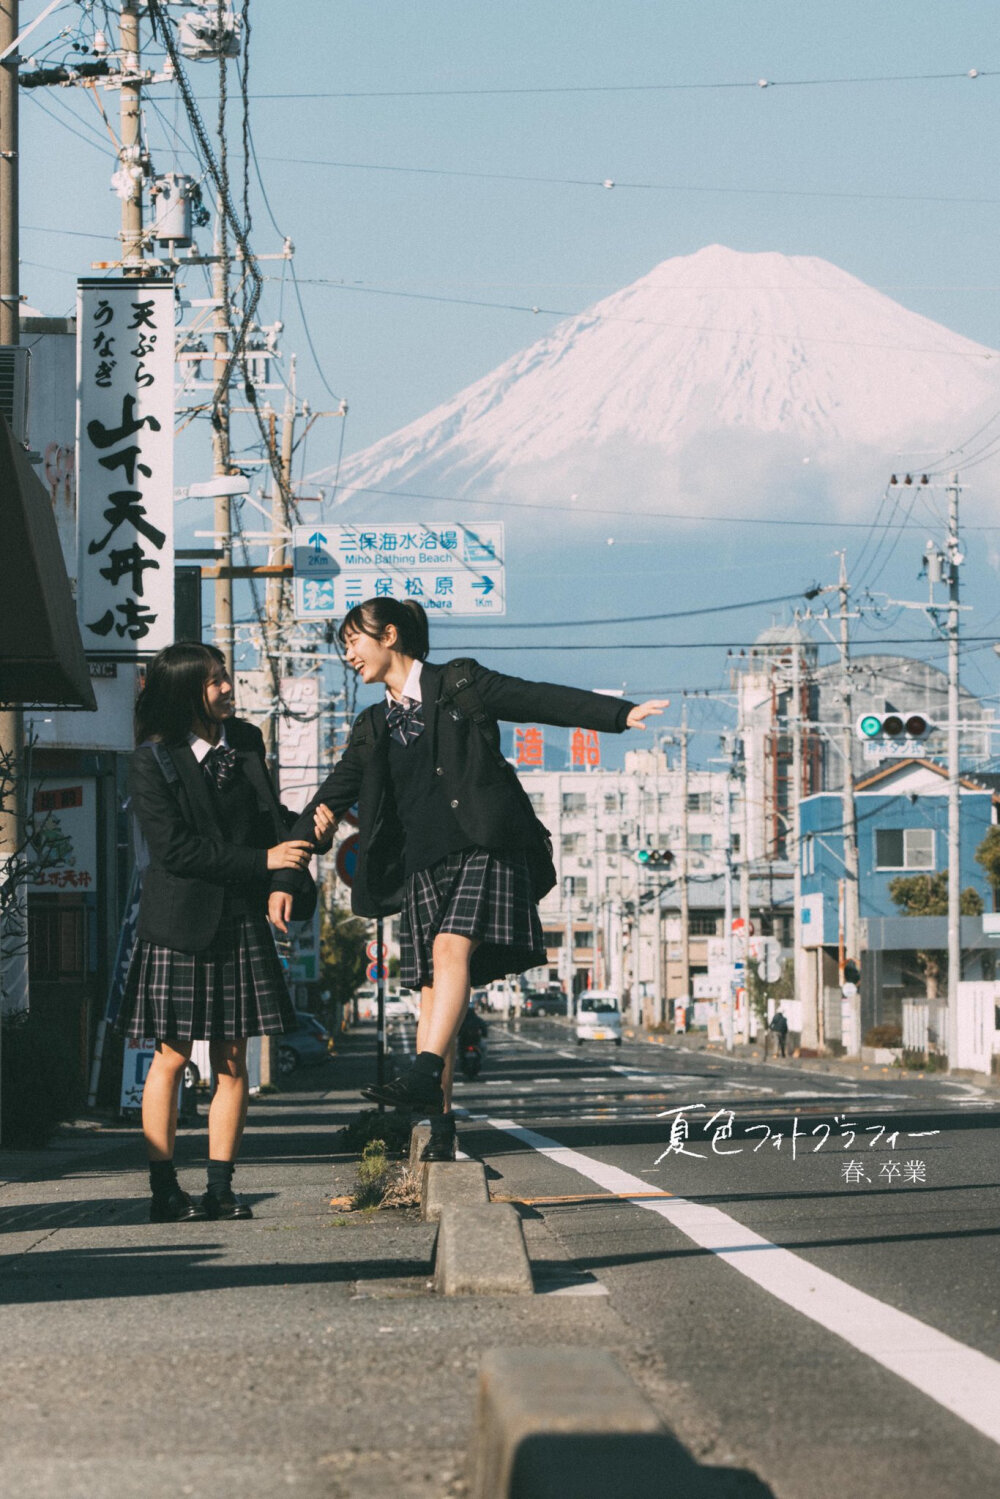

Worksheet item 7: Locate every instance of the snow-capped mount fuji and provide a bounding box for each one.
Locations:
[314,245,1000,522]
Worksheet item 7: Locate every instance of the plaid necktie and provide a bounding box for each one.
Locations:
[203,742,238,791]
[385,697,424,747]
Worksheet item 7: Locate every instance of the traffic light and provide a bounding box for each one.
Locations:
[636,848,674,868]
[856,711,933,743]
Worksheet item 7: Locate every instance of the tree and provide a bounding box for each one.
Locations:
[887,871,982,998]
[318,900,367,1022]
[974,826,1000,912]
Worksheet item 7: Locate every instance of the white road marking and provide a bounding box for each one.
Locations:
[489,1117,1000,1450]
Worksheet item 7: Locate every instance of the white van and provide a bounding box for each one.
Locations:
[575,991,623,1046]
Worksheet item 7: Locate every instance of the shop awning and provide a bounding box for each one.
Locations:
[0,411,96,709]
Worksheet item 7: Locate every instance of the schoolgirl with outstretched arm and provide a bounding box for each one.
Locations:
[272,598,666,1161]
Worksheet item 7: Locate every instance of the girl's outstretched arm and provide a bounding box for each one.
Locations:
[626,699,670,729]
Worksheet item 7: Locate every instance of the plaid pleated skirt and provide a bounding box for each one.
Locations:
[399,847,547,992]
[117,910,297,1041]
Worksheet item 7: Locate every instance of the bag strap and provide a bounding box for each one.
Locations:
[349,705,378,761]
[441,658,490,726]
[148,740,180,786]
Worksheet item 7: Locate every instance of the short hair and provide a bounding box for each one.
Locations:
[337,597,430,661]
[134,641,227,745]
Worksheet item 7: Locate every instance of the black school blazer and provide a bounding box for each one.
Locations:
[276,659,636,919]
[129,716,312,954]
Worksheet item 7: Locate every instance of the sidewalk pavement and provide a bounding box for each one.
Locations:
[0,1027,767,1499]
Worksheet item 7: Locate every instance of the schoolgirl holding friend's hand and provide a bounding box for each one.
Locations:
[118,642,314,1222]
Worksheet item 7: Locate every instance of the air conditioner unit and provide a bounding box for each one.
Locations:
[0,345,30,443]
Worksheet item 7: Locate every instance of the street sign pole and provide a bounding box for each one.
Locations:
[376,915,385,1111]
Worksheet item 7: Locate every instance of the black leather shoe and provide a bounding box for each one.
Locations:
[419,1121,458,1163]
[200,1190,253,1220]
[361,1067,443,1116]
[149,1187,208,1223]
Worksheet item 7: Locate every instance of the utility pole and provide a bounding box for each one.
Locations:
[678,703,690,1018]
[0,0,21,1133]
[837,552,861,1053]
[790,637,815,1048]
[722,753,734,1052]
[739,725,752,1044]
[118,4,143,273]
[946,474,962,1068]
[563,872,574,1015]
[211,211,233,676]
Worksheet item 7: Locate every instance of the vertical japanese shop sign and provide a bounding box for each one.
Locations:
[76,278,175,657]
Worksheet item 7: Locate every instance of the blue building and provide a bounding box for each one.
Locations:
[799,758,998,1041]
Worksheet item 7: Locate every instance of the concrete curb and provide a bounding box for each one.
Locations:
[420,1159,489,1222]
[469,1346,685,1499]
[434,1203,533,1297]
[409,1123,431,1173]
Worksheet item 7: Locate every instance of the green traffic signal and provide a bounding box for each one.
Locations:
[859,715,881,739]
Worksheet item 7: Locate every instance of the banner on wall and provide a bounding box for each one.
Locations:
[76,278,175,659]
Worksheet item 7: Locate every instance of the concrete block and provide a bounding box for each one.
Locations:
[434,1203,533,1297]
[409,1123,431,1173]
[470,1346,684,1499]
[420,1158,489,1222]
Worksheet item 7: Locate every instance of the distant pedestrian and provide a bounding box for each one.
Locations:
[769,1008,789,1058]
[273,597,667,1161]
[117,642,315,1223]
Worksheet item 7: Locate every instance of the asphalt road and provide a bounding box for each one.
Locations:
[417,1014,1000,1499]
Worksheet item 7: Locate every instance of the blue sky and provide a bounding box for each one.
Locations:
[17,2,1000,749]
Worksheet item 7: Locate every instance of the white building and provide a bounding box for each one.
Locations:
[517,748,741,1024]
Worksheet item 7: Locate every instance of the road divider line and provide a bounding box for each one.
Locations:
[488,1117,1000,1450]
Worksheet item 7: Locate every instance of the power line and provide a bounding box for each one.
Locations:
[218,68,993,102]
[256,151,1000,209]
[408,635,1000,652]
[314,479,1000,531]
[432,591,810,631]
[290,276,997,361]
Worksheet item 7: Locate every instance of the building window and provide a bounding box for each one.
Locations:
[565,876,588,898]
[875,828,934,870]
[562,792,587,814]
[561,833,585,854]
[689,912,719,936]
[690,833,713,853]
[604,794,618,814]
[525,791,546,811]
[687,792,712,814]
[543,929,563,948]
[730,833,741,855]
[28,902,86,981]
[605,833,619,853]
[574,929,593,949]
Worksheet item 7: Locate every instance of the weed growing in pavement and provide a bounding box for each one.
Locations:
[346,1142,421,1213]
[379,1167,420,1210]
[351,1139,392,1209]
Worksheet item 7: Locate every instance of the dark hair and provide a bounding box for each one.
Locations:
[337,597,430,661]
[134,641,228,745]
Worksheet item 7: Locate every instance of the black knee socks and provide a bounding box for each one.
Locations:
[149,1159,178,1198]
[206,1160,235,1199]
[413,1050,444,1080]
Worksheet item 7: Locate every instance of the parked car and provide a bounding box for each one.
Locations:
[522,989,567,1017]
[294,1011,335,1052]
[575,990,623,1046]
[278,1016,334,1076]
